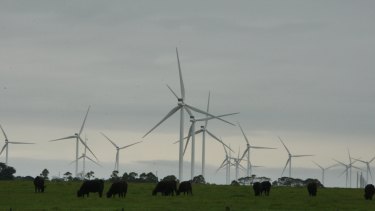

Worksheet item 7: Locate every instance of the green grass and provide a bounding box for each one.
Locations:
[0,181,374,210]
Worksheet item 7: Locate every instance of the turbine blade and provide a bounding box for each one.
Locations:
[278,137,291,155]
[166,84,180,99]
[86,156,101,166]
[78,136,98,161]
[240,147,249,161]
[312,161,324,170]
[143,105,181,138]
[369,156,375,164]
[0,144,7,155]
[176,48,185,100]
[293,154,314,157]
[195,112,239,122]
[338,168,348,178]
[250,146,276,149]
[184,106,193,117]
[185,104,236,126]
[0,124,8,140]
[49,136,76,142]
[281,158,290,177]
[205,91,210,128]
[8,141,35,144]
[173,129,203,144]
[79,106,91,136]
[238,122,250,145]
[119,141,142,150]
[333,159,346,167]
[206,130,233,152]
[100,132,118,148]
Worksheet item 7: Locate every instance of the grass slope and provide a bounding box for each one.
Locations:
[0,181,374,210]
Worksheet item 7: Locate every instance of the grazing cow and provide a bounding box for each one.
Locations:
[177,181,192,195]
[107,181,128,198]
[307,182,318,196]
[253,182,262,196]
[33,176,45,193]
[152,180,177,196]
[260,181,271,196]
[77,179,104,198]
[364,184,375,200]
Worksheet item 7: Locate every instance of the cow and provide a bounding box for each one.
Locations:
[260,181,271,196]
[152,180,177,196]
[107,181,128,198]
[177,181,192,195]
[33,176,45,193]
[307,182,318,196]
[253,182,262,196]
[364,184,375,200]
[77,179,104,198]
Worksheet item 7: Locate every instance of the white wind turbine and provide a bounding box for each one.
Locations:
[312,161,337,186]
[217,143,232,184]
[334,151,361,188]
[279,137,314,178]
[70,135,101,179]
[229,147,246,181]
[143,48,230,181]
[353,156,375,184]
[0,124,35,165]
[49,106,98,177]
[181,111,237,180]
[101,132,142,172]
[238,123,276,177]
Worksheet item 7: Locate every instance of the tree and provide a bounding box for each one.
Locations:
[110,170,120,182]
[192,175,206,184]
[41,169,49,180]
[85,171,95,180]
[0,163,16,180]
[162,175,177,181]
[122,172,138,182]
[63,172,73,181]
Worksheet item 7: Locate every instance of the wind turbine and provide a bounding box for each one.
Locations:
[70,135,101,179]
[353,156,375,184]
[238,123,275,177]
[334,152,361,188]
[143,48,231,181]
[101,132,142,172]
[217,143,232,184]
[181,112,237,180]
[229,147,246,181]
[0,124,35,165]
[49,106,97,177]
[279,137,313,178]
[312,161,337,186]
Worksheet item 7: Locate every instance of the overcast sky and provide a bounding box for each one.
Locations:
[1,0,375,187]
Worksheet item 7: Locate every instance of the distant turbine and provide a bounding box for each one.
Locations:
[0,124,35,165]
[333,149,361,188]
[353,156,375,184]
[217,143,232,184]
[312,161,337,186]
[101,132,142,172]
[49,106,97,177]
[70,135,101,179]
[182,112,237,180]
[238,123,275,177]
[279,137,314,178]
[229,147,246,181]
[143,48,230,181]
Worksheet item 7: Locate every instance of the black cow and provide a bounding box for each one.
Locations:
[33,176,45,193]
[307,182,318,196]
[107,181,128,198]
[364,184,375,200]
[77,179,104,198]
[177,181,192,195]
[253,181,271,196]
[253,182,262,196]
[152,180,177,196]
[260,181,271,196]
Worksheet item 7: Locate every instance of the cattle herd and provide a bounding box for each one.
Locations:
[32,176,375,200]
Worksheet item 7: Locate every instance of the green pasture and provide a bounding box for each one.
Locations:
[0,181,374,210]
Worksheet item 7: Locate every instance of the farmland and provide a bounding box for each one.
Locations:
[0,181,374,210]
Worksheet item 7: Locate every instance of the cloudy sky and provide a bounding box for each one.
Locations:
[1,0,375,187]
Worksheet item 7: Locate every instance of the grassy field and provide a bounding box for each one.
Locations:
[0,180,374,210]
